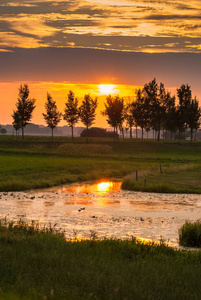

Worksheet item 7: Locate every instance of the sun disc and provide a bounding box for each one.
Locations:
[98,84,116,95]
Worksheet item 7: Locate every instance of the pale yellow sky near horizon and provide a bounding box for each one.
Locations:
[0,82,140,127]
[0,81,191,128]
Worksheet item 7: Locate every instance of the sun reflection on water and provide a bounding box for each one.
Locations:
[59,181,122,194]
[97,182,116,192]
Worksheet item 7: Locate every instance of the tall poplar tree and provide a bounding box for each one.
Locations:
[132,89,149,142]
[176,84,192,140]
[124,100,135,139]
[12,84,36,139]
[43,93,62,141]
[79,94,98,142]
[63,91,79,140]
[143,79,166,142]
[187,97,201,141]
[102,95,124,142]
[164,93,177,140]
[12,110,21,137]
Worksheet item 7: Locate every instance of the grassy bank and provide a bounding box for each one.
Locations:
[0,135,201,192]
[122,164,201,194]
[1,220,201,299]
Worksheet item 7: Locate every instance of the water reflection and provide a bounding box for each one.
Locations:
[1,181,201,248]
[58,181,122,194]
[44,201,55,207]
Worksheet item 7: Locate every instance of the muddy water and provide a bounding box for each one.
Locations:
[1,181,201,248]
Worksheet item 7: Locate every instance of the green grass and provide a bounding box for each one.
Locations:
[1,220,201,299]
[179,220,201,247]
[122,164,201,194]
[1,135,201,192]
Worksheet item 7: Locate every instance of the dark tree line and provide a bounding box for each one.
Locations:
[12,86,97,141]
[102,79,201,142]
[12,80,201,142]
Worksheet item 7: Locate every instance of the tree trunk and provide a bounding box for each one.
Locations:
[194,130,197,141]
[52,127,54,142]
[141,127,144,143]
[157,120,160,142]
[22,126,24,140]
[190,128,193,142]
[136,126,138,139]
[130,127,132,139]
[178,130,181,143]
[122,128,124,139]
[113,126,116,142]
[86,125,88,143]
[71,126,74,141]
[116,127,119,141]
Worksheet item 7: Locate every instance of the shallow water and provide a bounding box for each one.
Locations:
[1,181,201,248]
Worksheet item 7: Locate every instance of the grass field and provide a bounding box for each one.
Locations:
[1,220,201,300]
[1,137,201,299]
[0,135,201,192]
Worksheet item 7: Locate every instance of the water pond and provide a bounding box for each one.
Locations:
[1,181,201,248]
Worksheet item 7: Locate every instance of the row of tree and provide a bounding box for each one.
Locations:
[12,79,201,142]
[12,85,98,141]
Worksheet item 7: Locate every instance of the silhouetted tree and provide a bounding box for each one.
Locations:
[176,84,192,140]
[63,91,79,140]
[143,79,166,142]
[12,110,21,137]
[43,93,62,141]
[187,97,201,141]
[132,89,149,142]
[0,128,7,134]
[12,84,36,139]
[79,94,98,142]
[102,95,124,142]
[145,127,151,139]
[124,100,135,138]
[163,93,177,140]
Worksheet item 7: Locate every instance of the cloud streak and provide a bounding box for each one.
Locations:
[0,0,200,52]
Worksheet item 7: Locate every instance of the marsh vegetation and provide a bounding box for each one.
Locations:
[1,220,201,300]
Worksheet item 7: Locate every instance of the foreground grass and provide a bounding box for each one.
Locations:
[0,135,201,192]
[1,220,201,299]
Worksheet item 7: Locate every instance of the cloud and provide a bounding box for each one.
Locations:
[0,32,42,48]
[9,16,59,38]
[0,0,200,52]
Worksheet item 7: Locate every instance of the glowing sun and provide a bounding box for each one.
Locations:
[98,84,116,95]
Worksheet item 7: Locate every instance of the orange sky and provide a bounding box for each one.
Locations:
[0,0,201,128]
[0,82,139,127]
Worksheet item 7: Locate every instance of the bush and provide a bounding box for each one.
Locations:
[80,127,118,138]
[179,220,201,247]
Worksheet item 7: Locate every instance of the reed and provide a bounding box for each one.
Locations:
[179,220,201,247]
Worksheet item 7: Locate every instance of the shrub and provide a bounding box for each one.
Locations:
[80,127,118,138]
[179,220,201,247]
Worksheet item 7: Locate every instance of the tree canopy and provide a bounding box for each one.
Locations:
[79,94,98,142]
[102,95,124,141]
[63,90,79,140]
[43,93,62,141]
[12,84,36,139]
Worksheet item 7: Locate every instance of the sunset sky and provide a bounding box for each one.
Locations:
[0,0,201,127]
